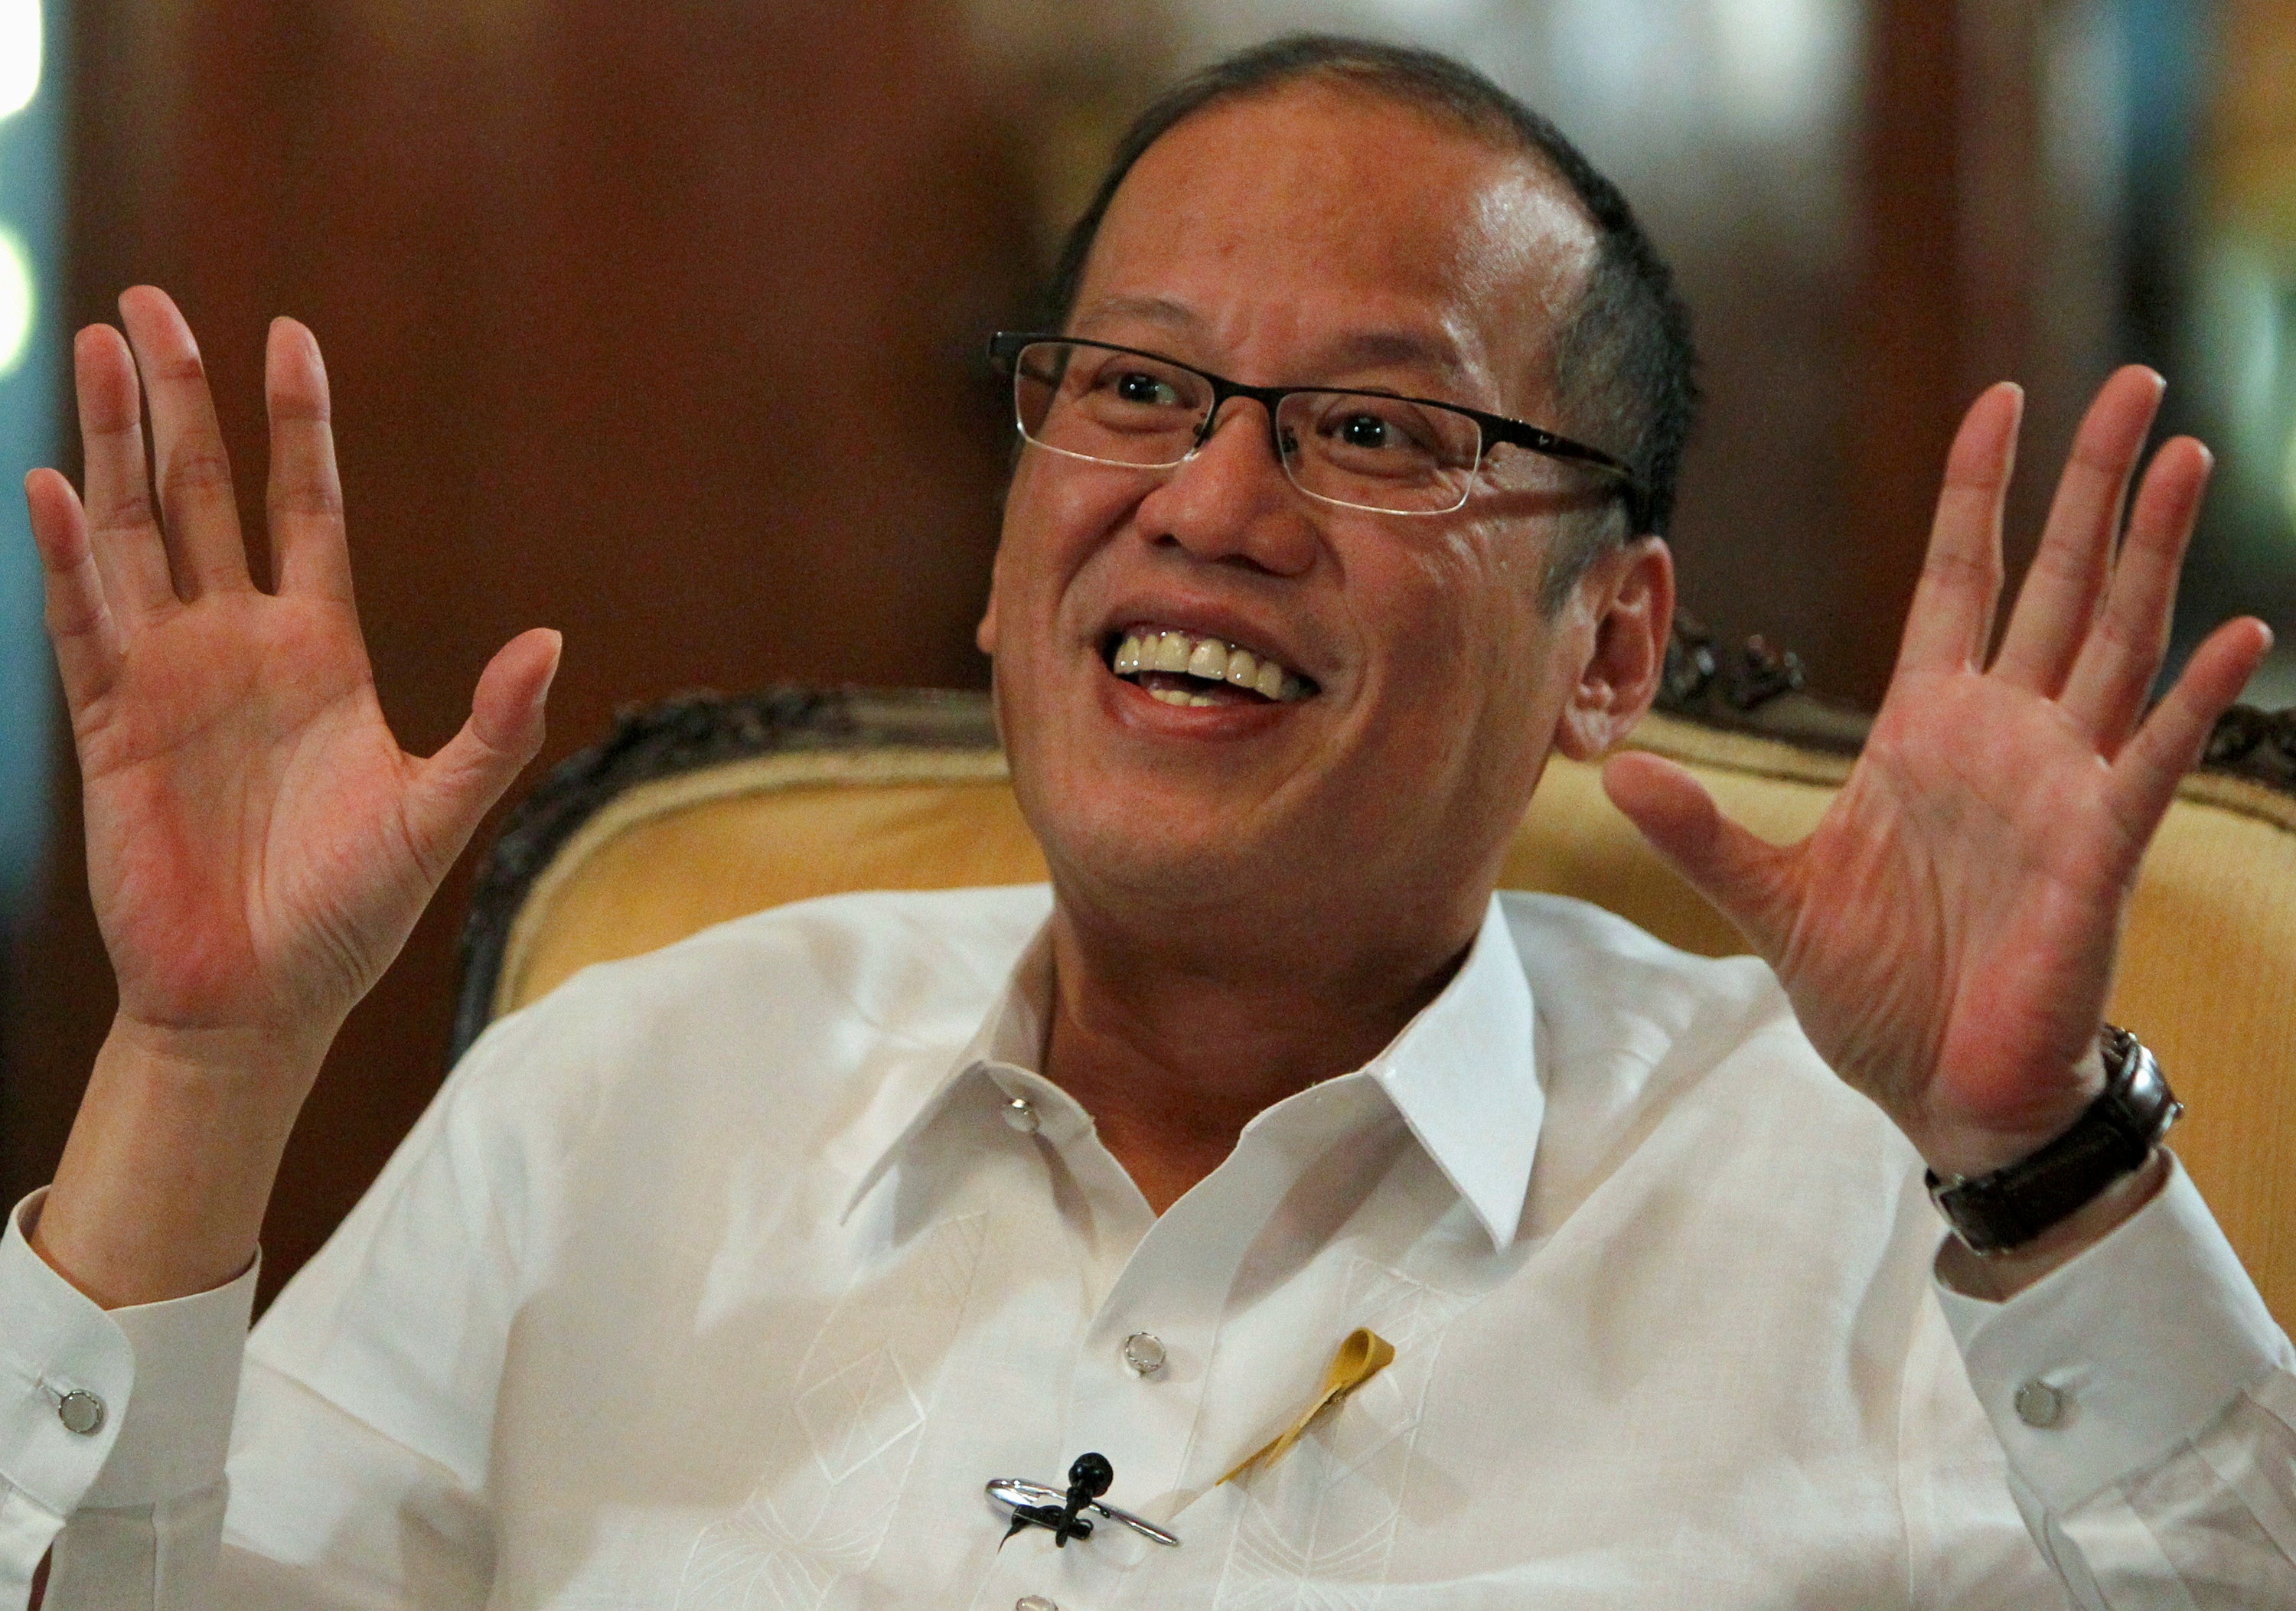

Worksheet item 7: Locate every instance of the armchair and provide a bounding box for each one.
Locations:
[452,627,2296,1324]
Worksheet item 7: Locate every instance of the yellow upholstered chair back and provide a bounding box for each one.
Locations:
[457,688,2296,1327]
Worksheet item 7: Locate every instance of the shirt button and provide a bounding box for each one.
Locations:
[56,1390,106,1436]
[1001,1097,1040,1134]
[2014,1380,2067,1428]
[1121,1332,1167,1377]
[1015,1598,1059,1611]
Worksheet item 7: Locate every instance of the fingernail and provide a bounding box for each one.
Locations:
[533,631,563,709]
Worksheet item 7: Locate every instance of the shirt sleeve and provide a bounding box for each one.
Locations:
[0,1186,496,1611]
[1934,1153,2296,1607]
[0,1000,558,1611]
[0,1189,254,1610]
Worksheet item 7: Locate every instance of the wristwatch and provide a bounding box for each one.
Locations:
[1925,1026,2181,1255]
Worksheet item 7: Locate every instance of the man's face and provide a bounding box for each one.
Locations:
[981,85,1639,958]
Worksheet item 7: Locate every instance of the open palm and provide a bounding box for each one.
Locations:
[25,288,559,1068]
[1606,371,2272,1177]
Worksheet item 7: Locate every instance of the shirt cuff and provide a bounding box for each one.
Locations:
[1933,1152,2294,1513]
[0,1189,258,1517]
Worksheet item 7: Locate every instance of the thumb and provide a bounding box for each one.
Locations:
[403,628,562,876]
[1601,749,1800,960]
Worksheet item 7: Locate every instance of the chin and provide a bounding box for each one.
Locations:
[1026,781,1315,918]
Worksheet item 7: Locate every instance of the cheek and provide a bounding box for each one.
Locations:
[1011,453,1146,553]
[994,458,1146,630]
[1379,520,1551,687]
[1359,527,1568,810]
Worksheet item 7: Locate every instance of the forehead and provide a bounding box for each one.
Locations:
[1074,83,1598,401]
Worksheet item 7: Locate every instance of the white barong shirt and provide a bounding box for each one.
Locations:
[3,886,2293,1608]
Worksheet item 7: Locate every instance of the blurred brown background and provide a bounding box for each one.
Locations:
[5,0,2294,1303]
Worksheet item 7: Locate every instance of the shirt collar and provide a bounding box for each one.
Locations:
[1362,895,1544,1247]
[840,895,1544,1247]
[838,923,1058,1222]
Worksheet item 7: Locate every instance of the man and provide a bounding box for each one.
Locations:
[5,34,2291,1609]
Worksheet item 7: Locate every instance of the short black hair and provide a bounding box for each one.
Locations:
[1043,34,1699,593]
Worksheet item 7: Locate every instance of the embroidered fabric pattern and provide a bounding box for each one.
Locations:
[673,1212,991,1609]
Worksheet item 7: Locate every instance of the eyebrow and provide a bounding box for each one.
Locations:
[1069,295,1202,337]
[1312,329,1473,387]
[1071,296,1474,387]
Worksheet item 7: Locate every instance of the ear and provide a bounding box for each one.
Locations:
[1552,536,1674,762]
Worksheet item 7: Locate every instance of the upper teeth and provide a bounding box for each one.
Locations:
[1112,628,1309,702]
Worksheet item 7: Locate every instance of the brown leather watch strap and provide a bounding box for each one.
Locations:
[1926,1027,2182,1255]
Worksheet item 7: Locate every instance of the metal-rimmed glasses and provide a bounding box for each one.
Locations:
[987,331,1648,525]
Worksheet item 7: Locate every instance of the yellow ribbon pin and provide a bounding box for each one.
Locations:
[1219,1328,1396,1485]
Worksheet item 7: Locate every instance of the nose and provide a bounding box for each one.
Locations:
[1189,390,1293,465]
[1133,397,1318,576]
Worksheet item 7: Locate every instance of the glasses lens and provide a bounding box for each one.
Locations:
[1277,391,1483,514]
[1013,342,1210,468]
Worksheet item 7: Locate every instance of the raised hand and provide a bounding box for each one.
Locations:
[1605,369,2272,1202]
[21,288,559,1305]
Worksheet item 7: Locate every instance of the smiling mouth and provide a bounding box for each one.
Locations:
[1107,625,1317,707]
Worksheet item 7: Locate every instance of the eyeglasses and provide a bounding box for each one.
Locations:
[987,331,1647,523]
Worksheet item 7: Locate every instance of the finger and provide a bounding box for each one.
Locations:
[264,318,356,605]
[401,629,563,882]
[1993,367,2163,694]
[24,468,125,706]
[2060,436,2213,748]
[2106,617,2272,849]
[71,323,178,615]
[116,285,253,598]
[1603,751,1799,959]
[1893,384,2022,680]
